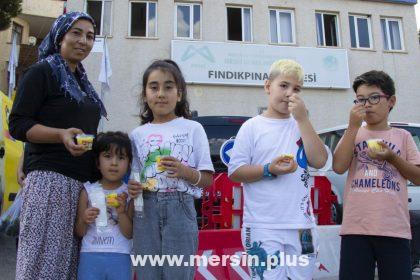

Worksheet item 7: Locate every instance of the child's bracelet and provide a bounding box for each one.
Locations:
[192,169,201,186]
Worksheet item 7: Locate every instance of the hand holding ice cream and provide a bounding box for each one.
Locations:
[367,140,395,161]
[76,134,94,150]
[269,154,298,175]
[155,155,165,172]
[159,156,189,179]
[115,193,128,214]
[60,128,87,156]
[106,193,120,207]
[367,139,383,153]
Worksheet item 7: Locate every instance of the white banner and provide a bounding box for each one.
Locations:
[171,40,350,89]
[8,34,19,97]
[91,38,104,53]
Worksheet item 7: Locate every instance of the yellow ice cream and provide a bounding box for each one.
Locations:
[281,154,295,159]
[367,139,383,152]
[76,134,94,150]
[106,193,119,207]
[143,179,158,191]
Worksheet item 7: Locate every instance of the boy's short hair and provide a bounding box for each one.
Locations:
[352,70,395,97]
[93,131,133,164]
[268,59,304,83]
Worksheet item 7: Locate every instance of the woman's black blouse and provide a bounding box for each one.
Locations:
[9,61,101,182]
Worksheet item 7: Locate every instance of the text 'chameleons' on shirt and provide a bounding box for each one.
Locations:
[340,127,420,239]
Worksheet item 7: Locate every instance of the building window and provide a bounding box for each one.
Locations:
[11,22,23,44]
[316,12,340,47]
[349,15,372,49]
[380,18,404,51]
[227,6,252,42]
[269,9,295,44]
[86,0,112,36]
[129,1,157,37]
[175,3,201,39]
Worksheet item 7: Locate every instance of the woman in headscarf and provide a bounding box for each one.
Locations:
[9,12,106,280]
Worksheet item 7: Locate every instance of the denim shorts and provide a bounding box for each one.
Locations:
[132,191,198,280]
[77,252,132,280]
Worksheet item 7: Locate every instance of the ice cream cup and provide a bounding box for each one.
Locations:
[76,134,94,150]
[367,138,383,152]
[106,193,119,208]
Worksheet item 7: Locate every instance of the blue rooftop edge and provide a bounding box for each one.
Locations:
[376,0,417,4]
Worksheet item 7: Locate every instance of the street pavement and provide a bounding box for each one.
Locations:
[0,235,16,279]
[1,233,419,280]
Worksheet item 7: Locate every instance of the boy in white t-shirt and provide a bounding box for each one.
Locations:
[228,59,328,280]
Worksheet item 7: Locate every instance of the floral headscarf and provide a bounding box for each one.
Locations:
[38,12,107,117]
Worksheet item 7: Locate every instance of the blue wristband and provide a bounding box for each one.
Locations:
[263,163,276,178]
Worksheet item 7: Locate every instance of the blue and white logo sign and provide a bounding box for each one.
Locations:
[220,138,235,166]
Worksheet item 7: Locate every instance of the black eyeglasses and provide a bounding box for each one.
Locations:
[353,94,390,105]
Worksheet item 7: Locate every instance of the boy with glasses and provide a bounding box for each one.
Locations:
[333,70,420,279]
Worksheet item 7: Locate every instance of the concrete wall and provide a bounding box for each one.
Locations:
[21,0,64,18]
[67,0,420,132]
[0,18,30,94]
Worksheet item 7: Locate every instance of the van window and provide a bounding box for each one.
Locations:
[398,126,420,150]
[319,129,345,152]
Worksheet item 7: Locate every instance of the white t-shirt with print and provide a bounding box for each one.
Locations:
[130,117,214,198]
[228,115,316,229]
[81,181,132,254]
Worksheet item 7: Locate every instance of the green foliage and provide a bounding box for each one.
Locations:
[0,0,23,31]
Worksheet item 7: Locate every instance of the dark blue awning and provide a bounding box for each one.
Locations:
[371,0,417,4]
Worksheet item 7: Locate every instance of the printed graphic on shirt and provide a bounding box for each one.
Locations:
[351,140,401,194]
[299,229,314,255]
[296,138,313,222]
[296,138,308,170]
[296,138,310,189]
[299,194,312,222]
[90,200,120,247]
[107,206,119,226]
[245,227,280,280]
[244,227,315,280]
[92,235,115,246]
[137,133,201,197]
[246,241,281,280]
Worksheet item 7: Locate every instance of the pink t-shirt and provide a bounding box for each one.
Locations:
[340,127,420,239]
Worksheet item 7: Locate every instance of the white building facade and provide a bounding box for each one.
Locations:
[67,0,420,131]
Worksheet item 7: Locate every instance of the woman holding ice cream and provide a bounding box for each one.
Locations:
[9,12,106,280]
